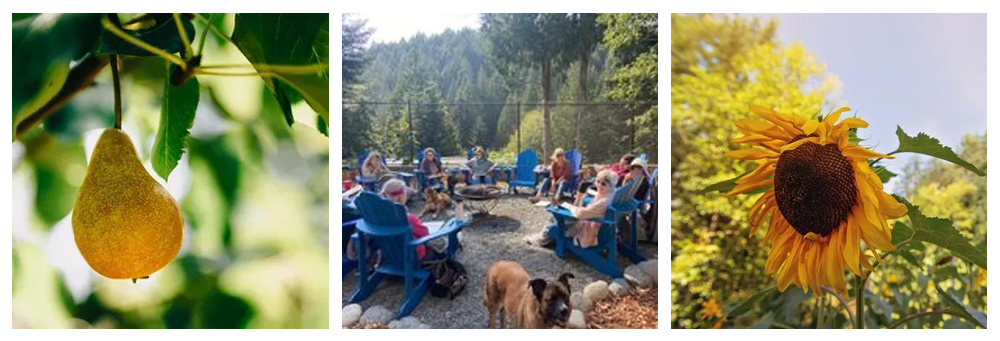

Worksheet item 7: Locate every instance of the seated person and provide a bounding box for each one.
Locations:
[464,146,496,185]
[526,169,618,248]
[530,148,572,202]
[346,179,446,264]
[572,165,598,207]
[362,151,395,188]
[607,153,635,186]
[419,148,450,191]
[623,158,651,200]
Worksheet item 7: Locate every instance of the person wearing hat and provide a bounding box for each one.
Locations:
[623,158,651,200]
[608,153,635,185]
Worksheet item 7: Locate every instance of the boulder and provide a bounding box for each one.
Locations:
[359,305,394,325]
[567,309,586,329]
[583,281,610,302]
[388,316,424,329]
[570,292,594,313]
[638,259,658,285]
[624,264,653,288]
[609,278,631,296]
[342,304,363,327]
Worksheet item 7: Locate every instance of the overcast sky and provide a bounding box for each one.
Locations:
[350,13,480,44]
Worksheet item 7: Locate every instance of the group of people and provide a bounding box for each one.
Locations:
[524,152,652,248]
[351,148,653,261]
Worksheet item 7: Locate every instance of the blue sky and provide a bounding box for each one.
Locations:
[763,13,986,189]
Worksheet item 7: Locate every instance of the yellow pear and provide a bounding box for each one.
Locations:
[72,128,183,280]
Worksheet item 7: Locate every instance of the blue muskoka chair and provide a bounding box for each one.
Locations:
[545,179,645,278]
[640,168,658,241]
[348,191,466,318]
[342,199,362,278]
[508,149,539,194]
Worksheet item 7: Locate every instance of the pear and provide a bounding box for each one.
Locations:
[72,128,183,280]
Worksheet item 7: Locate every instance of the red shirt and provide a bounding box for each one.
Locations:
[551,158,572,182]
[407,214,429,260]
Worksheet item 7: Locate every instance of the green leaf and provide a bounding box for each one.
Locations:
[316,115,328,136]
[892,195,986,270]
[13,14,102,127]
[25,133,87,227]
[152,64,199,180]
[894,126,985,176]
[96,14,195,57]
[231,13,329,125]
[933,265,960,281]
[724,285,775,318]
[936,286,987,328]
[699,168,753,194]
[872,166,896,184]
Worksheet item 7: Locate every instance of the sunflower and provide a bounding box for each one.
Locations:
[724,105,908,295]
[699,298,723,320]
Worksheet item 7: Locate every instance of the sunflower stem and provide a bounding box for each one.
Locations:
[854,275,866,329]
[820,286,856,327]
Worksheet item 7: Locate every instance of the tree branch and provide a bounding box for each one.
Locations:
[14,54,110,140]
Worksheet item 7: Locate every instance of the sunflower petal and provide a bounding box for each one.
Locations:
[878,191,908,219]
[732,134,773,144]
[801,119,820,135]
[736,160,776,184]
[725,148,778,160]
[842,145,894,160]
[834,117,869,130]
[780,136,820,152]
[825,107,851,126]
[843,217,862,276]
[735,118,775,134]
[725,178,774,197]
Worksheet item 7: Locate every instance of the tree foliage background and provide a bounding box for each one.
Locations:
[12,13,330,328]
[341,13,657,165]
[670,14,986,329]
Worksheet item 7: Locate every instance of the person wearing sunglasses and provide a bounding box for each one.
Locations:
[526,169,618,248]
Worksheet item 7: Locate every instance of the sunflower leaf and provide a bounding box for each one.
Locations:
[892,195,986,270]
[724,285,775,318]
[935,285,987,328]
[894,126,985,176]
[872,166,896,184]
[699,169,753,194]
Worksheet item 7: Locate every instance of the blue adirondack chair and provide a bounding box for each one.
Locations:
[348,191,466,317]
[546,179,644,278]
[508,149,539,194]
[356,149,387,192]
[640,168,658,241]
[343,199,362,278]
[556,149,584,197]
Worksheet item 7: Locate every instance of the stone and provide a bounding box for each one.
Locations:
[567,309,586,329]
[638,259,658,285]
[359,305,394,325]
[624,264,653,288]
[570,292,594,313]
[389,316,424,329]
[342,304,362,327]
[583,281,610,302]
[609,278,631,296]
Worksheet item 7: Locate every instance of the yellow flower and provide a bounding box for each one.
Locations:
[974,268,986,286]
[725,105,907,295]
[699,298,723,320]
[886,273,900,284]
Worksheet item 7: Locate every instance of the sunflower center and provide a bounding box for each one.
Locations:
[773,139,857,237]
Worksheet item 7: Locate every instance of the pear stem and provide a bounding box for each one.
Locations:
[111,55,122,129]
[109,14,123,130]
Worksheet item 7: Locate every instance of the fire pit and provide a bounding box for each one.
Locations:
[453,184,503,217]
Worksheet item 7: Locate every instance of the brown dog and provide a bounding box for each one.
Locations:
[484,261,574,329]
[420,187,453,219]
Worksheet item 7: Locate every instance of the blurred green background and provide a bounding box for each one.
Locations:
[671,14,986,329]
[12,14,330,329]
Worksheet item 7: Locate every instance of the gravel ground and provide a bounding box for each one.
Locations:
[341,191,659,329]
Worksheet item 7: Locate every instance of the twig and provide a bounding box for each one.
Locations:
[14,55,110,140]
[888,309,950,329]
[196,13,217,56]
[101,15,186,68]
[173,13,194,59]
